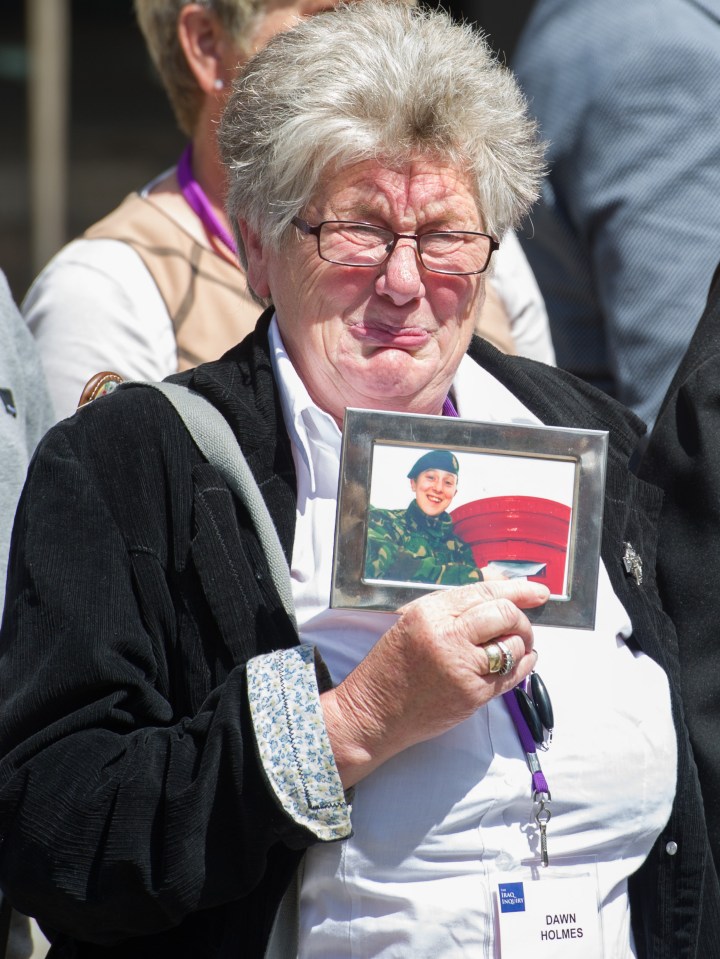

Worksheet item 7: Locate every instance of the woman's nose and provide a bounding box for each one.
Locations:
[375,241,426,305]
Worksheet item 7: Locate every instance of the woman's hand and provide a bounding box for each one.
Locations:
[321,579,549,787]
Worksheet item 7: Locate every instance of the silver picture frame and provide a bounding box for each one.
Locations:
[330,408,608,629]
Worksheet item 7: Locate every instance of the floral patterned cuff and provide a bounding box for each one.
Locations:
[247,645,352,841]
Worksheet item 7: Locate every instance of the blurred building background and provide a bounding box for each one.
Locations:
[0,0,535,305]
[1,0,184,304]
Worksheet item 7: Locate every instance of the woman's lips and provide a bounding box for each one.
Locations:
[350,322,431,348]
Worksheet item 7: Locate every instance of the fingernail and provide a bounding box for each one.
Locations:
[532,583,551,596]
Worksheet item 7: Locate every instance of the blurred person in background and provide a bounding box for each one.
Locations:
[0,277,54,596]
[0,269,53,959]
[22,0,553,423]
[512,0,720,430]
[22,0,336,421]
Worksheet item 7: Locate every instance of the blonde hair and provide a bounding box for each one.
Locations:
[134,0,266,136]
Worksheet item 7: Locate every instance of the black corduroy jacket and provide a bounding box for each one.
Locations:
[639,265,720,889]
[0,311,717,957]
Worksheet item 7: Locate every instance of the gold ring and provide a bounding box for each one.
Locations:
[484,642,503,674]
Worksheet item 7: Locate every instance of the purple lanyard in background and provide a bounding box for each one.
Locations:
[177,144,238,257]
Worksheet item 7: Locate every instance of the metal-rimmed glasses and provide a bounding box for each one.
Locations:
[291,217,499,276]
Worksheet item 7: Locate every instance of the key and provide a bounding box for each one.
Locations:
[539,819,549,868]
[534,793,552,868]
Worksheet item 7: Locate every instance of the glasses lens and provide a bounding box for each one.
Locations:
[319,222,393,266]
[419,232,492,275]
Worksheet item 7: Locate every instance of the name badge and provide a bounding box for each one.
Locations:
[496,873,602,957]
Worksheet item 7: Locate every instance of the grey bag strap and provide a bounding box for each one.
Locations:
[136,382,296,625]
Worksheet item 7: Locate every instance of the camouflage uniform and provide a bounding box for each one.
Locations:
[364,499,482,585]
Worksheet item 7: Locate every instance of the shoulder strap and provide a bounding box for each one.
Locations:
[126,381,296,625]
[143,382,302,958]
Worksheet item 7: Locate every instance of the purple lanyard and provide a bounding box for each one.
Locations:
[443,394,551,803]
[503,677,550,795]
[177,144,238,257]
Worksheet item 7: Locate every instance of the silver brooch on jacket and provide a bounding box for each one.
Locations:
[622,542,643,585]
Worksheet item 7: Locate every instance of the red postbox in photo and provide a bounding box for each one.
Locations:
[451,495,571,595]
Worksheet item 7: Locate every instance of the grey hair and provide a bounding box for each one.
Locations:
[219,0,545,270]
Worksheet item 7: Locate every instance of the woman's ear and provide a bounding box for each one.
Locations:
[238,220,272,299]
[177,3,234,96]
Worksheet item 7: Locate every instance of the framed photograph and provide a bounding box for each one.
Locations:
[330,408,608,629]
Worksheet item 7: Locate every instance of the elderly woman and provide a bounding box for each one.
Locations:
[0,3,714,957]
[22,1,552,422]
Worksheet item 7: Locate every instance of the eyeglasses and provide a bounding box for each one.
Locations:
[291,217,499,276]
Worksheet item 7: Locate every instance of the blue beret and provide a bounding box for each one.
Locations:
[407,450,460,479]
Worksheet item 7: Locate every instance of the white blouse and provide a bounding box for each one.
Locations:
[269,320,676,959]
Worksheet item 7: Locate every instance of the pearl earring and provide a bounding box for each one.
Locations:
[214,78,224,91]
